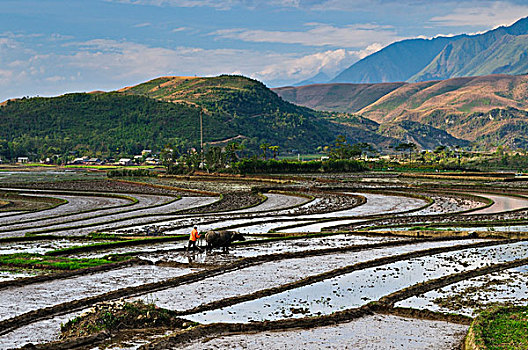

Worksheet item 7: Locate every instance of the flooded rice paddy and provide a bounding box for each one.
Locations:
[180,314,468,350]
[135,239,489,314]
[463,193,528,215]
[0,239,113,255]
[186,241,527,323]
[397,264,528,316]
[0,265,196,321]
[1,171,528,349]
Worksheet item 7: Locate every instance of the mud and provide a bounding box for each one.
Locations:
[7,179,185,196]
[0,265,195,321]
[134,240,490,316]
[186,242,527,323]
[397,265,528,317]
[178,314,468,350]
[405,193,485,216]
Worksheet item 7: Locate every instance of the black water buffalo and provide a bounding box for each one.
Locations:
[205,230,245,252]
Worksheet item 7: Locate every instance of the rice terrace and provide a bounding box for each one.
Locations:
[0,166,527,349]
[2,1,528,349]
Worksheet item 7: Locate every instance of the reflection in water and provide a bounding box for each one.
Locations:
[187,242,528,324]
[465,193,528,215]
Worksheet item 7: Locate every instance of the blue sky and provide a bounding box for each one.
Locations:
[1,0,527,101]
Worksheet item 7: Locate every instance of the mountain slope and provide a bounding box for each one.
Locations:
[275,73,528,148]
[3,75,457,160]
[332,36,456,83]
[272,82,405,113]
[121,75,466,149]
[332,17,528,84]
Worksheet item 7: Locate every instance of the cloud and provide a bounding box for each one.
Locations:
[254,44,387,84]
[212,23,401,48]
[0,35,377,100]
[133,22,152,28]
[172,27,188,32]
[430,1,528,28]
[254,49,354,82]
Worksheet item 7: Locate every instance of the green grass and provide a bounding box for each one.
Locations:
[0,253,123,270]
[473,306,528,350]
[45,235,188,256]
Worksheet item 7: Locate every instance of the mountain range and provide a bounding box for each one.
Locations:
[273,73,528,149]
[319,16,528,84]
[2,17,528,159]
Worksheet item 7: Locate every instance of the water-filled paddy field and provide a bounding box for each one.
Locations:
[1,170,527,349]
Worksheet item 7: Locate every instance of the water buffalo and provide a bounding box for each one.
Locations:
[205,230,245,252]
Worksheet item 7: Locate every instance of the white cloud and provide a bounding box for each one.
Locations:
[430,1,528,28]
[0,35,377,100]
[133,22,152,28]
[212,23,401,48]
[253,45,387,84]
[172,27,188,32]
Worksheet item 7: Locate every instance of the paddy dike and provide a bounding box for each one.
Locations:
[186,241,528,323]
[397,264,528,316]
[3,172,528,349]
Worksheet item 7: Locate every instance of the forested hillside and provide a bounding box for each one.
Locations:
[0,75,472,161]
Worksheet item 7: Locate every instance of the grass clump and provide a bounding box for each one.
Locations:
[469,305,528,350]
[61,300,195,338]
[0,253,121,270]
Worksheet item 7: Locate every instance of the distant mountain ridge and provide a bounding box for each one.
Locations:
[273,73,528,148]
[331,17,528,84]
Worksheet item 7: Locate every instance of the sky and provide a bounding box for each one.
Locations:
[1,0,527,101]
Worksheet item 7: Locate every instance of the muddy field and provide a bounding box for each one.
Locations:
[0,170,527,349]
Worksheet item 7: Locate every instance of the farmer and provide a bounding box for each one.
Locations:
[187,226,203,252]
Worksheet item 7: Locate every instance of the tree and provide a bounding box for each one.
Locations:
[351,142,377,159]
[395,142,418,162]
[269,145,280,159]
[327,135,361,160]
[204,146,224,172]
[226,142,244,163]
[260,142,270,160]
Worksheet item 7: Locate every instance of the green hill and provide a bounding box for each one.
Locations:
[0,93,230,159]
[0,75,471,161]
[119,75,467,150]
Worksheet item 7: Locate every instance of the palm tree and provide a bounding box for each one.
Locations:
[269,145,280,159]
[226,142,242,163]
[260,143,270,160]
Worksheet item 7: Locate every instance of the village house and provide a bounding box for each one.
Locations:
[17,157,29,164]
[85,158,101,165]
[71,157,89,165]
[118,158,133,166]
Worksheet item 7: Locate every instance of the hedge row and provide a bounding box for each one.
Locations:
[233,159,366,174]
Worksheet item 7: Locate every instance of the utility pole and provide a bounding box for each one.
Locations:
[200,110,204,168]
